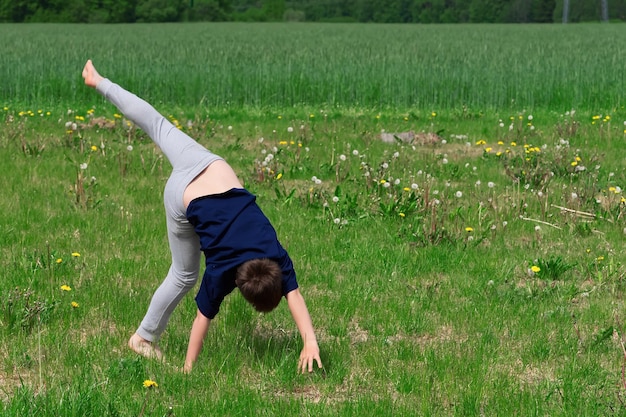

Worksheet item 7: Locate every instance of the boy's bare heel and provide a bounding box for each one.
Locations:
[128,333,164,361]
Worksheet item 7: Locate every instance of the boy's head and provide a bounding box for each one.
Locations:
[235,258,283,313]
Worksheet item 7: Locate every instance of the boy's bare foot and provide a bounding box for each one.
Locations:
[82,59,104,89]
[128,333,164,361]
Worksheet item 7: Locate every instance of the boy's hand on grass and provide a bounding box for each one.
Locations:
[298,340,322,374]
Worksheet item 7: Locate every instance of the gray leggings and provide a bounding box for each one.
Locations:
[97,79,222,341]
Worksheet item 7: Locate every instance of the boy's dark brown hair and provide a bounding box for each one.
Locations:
[235,258,283,312]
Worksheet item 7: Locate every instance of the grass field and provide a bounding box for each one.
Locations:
[2,23,626,416]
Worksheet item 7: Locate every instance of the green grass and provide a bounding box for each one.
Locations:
[2,22,626,112]
[2,23,626,416]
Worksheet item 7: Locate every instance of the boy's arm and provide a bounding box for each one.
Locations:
[184,309,211,373]
[286,288,322,373]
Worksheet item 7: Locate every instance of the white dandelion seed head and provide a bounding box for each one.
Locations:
[383,182,391,188]
[490,224,497,230]
[261,149,267,155]
[455,191,463,198]
[341,219,348,225]
[535,225,541,231]
[333,218,341,224]
[537,191,543,197]
[71,123,77,131]
[332,196,339,203]
[488,182,495,188]
[258,137,264,143]
[352,150,359,156]
[300,125,305,130]
[79,163,88,170]
[311,176,318,182]
[305,147,310,152]
[467,235,474,241]
[442,158,448,164]
[575,165,586,172]
[339,154,346,161]
[433,199,440,205]
[315,178,322,185]
[411,183,419,190]
[227,125,233,131]
[499,122,504,128]
[127,145,133,151]
[571,192,578,199]
[528,115,533,121]
[441,139,447,145]
[509,124,514,131]
[287,126,293,133]
[394,178,401,185]
[433,190,439,195]
[524,184,530,190]
[530,125,535,131]
[488,279,494,286]
[382,163,389,169]
[475,180,481,187]
[393,151,400,158]
[64,121,72,128]
[609,172,615,177]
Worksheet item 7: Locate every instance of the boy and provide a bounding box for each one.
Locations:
[82,60,322,373]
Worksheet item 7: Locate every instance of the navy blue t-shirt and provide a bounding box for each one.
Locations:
[186,188,298,319]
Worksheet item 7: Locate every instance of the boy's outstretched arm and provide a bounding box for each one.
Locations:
[286,288,322,373]
[184,309,211,373]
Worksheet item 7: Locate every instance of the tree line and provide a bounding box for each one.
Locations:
[1,0,625,23]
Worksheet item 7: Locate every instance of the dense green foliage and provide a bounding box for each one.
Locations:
[2,23,626,113]
[2,0,626,23]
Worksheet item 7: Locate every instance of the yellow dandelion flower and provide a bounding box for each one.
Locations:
[275,173,282,180]
[621,197,625,203]
[571,161,578,167]
[496,151,502,157]
[143,380,158,388]
[497,141,504,145]
[403,117,408,121]
[278,115,282,119]
[379,179,387,184]
[465,227,473,232]
[56,258,63,264]
[586,248,591,253]
[289,141,295,145]
[399,212,406,218]
[60,285,72,292]
[91,145,98,152]
[113,113,122,119]
[597,256,604,261]
[298,143,302,147]
[403,187,410,192]
[46,111,50,116]
[309,114,314,119]
[71,252,81,257]
[431,112,437,117]
[530,265,541,273]
[3,106,8,111]
[592,115,601,120]
[575,156,581,161]
[71,301,79,308]
[609,186,616,193]
[485,147,492,153]
[510,141,517,147]
[475,139,486,145]
[375,114,380,119]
